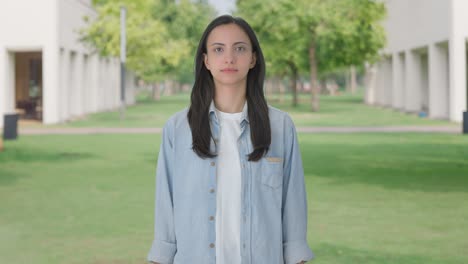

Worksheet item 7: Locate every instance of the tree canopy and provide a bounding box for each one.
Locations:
[81,0,216,83]
[237,0,386,110]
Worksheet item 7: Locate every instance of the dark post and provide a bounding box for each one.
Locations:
[3,113,19,140]
[463,111,468,134]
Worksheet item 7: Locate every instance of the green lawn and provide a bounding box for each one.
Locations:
[1,133,468,264]
[26,91,457,128]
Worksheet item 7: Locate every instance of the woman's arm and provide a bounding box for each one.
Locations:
[147,123,177,263]
[281,115,314,264]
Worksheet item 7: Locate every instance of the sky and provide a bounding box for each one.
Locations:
[208,0,236,15]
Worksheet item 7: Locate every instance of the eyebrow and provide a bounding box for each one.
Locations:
[210,41,249,46]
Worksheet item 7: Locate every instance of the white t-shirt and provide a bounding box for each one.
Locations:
[215,108,242,264]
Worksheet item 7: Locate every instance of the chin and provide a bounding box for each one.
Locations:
[214,77,247,87]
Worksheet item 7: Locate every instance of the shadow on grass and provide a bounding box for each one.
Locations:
[0,145,95,185]
[0,146,95,163]
[314,243,461,264]
[0,168,25,186]
[301,137,468,193]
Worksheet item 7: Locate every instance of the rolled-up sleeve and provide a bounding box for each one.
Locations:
[282,115,314,264]
[147,122,177,263]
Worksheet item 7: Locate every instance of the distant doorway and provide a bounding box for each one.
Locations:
[15,52,43,121]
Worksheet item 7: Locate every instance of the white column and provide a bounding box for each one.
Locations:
[449,0,468,122]
[59,48,69,122]
[69,52,77,116]
[392,53,401,109]
[42,0,60,124]
[429,43,449,119]
[98,57,103,111]
[112,58,119,109]
[375,61,384,105]
[75,52,83,116]
[43,46,60,124]
[89,54,99,113]
[112,59,119,108]
[0,49,16,128]
[102,58,108,110]
[393,52,405,110]
[405,50,421,112]
[383,57,393,107]
[82,54,90,114]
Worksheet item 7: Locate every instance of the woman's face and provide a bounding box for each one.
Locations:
[204,23,256,89]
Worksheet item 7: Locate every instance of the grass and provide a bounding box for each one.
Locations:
[23,91,457,128]
[1,133,468,263]
[2,91,466,263]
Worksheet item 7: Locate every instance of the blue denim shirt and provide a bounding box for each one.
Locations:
[147,103,314,264]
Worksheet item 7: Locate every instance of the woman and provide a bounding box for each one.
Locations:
[147,15,314,264]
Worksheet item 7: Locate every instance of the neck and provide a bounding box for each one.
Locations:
[214,83,246,113]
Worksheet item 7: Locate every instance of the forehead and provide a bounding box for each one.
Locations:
[206,23,251,45]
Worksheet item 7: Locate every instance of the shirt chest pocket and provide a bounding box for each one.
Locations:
[261,157,283,189]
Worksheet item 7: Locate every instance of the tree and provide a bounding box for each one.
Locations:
[81,0,215,92]
[237,0,386,111]
[152,0,216,86]
[237,0,308,107]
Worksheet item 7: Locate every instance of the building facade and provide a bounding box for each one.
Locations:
[0,0,135,127]
[366,0,468,122]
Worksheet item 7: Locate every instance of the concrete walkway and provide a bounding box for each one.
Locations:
[18,125,462,135]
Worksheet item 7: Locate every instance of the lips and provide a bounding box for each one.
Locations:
[221,68,238,73]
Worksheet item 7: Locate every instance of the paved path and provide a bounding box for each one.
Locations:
[18,125,462,135]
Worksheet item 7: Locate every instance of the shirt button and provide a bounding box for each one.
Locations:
[209,216,215,221]
[209,188,215,193]
[210,161,215,166]
[243,243,246,248]
[209,243,215,248]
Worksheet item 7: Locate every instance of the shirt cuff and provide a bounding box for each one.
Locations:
[147,239,177,264]
[283,240,315,264]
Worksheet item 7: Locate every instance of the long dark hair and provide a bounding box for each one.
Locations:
[187,15,270,162]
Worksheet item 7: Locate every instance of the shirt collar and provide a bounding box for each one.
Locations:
[209,100,249,124]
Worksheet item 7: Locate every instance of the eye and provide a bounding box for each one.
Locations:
[214,47,223,53]
[235,46,246,52]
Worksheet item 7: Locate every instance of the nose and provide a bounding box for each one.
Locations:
[224,49,235,64]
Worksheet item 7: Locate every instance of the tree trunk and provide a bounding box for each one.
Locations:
[346,68,351,93]
[309,41,319,111]
[279,77,285,103]
[152,83,160,101]
[289,62,298,107]
[265,78,272,99]
[164,79,173,96]
[350,65,357,94]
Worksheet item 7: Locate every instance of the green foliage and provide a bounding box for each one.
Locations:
[81,0,215,83]
[237,0,386,74]
[314,0,387,72]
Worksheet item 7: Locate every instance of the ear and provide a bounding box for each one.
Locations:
[204,53,211,70]
[250,52,257,69]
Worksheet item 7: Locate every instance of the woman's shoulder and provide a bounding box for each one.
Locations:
[163,107,190,130]
[267,105,294,125]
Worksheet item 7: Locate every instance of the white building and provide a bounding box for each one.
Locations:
[0,0,135,127]
[365,0,468,122]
